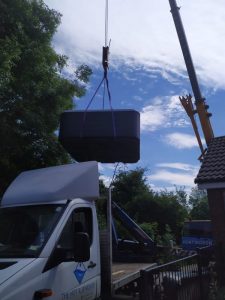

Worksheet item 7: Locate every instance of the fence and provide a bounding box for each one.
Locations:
[139,246,213,300]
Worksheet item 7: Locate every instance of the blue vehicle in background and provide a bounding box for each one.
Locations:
[182,220,213,250]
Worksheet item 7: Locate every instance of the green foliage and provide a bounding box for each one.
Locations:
[110,168,188,243]
[189,187,207,208]
[188,187,210,220]
[111,167,151,208]
[96,210,107,230]
[139,222,158,240]
[114,218,136,240]
[161,224,175,247]
[0,0,92,196]
[153,190,188,241]
[96,180,108,230]
[140,222,174,246]
[175,186,189,210]
[190,197,210,220]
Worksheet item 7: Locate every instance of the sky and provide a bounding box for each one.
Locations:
[44,0,225,193]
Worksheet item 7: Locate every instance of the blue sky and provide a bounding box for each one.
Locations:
[45,0,225,193]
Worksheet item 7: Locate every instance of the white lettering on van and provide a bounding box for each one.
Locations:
[61,282,95,300]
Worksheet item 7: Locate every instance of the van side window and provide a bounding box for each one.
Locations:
[74,208,93,242]
[44,207,93,271]
[57,207,93,250]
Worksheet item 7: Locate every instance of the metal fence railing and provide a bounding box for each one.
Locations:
[140,246,213,300]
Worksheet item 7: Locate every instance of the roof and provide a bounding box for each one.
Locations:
[1,161,99,206]
[195,136,225,185]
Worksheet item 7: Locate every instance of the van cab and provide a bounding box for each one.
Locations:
[0,161,101,300]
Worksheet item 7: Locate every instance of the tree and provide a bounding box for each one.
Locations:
[189,187,207,207]
[188,188,210,220]
[110,168,188,242]
[153,190,188,242]
[190,198,210,220]
[111,167,151,209]
[96,179,108,229]
[0,0,92,196]
[175,186,189,210]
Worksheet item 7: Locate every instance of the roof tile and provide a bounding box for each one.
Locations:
[195,136,225,184]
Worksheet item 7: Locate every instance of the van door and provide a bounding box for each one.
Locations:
[42,206,99,300]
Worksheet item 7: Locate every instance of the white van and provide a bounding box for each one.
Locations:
[0,161,155,300]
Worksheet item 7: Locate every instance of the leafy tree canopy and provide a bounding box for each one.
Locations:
[189,188,209,220]
[189,187,207,208]
[110,168,188,242]
[190,197,210,220]
[0,0,92,196]
[111,167,151,208]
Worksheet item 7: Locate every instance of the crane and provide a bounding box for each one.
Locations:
[168,0,214,160]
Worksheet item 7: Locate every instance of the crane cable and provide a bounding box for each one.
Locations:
[83,0,116,136]
[103,0,108,109]
[105,0,109,47]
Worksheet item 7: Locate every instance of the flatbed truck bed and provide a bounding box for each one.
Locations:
[112,262,157,291]
[100,229,157,298]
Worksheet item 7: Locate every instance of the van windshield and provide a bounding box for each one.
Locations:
[0,204,65,258]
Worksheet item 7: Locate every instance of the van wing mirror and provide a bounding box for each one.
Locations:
[74,232,90,262]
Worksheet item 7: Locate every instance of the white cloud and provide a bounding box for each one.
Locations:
[149,161,199,188]
[98,163,130,187]
[150,184,192,194]
[141,105,167,131]
[164,132,203,149]
[150,183,194,195]
[157,163,199,173]
[99,175,111,187]
[149,170,196,187]
[133,95,143,102]
[140,96,188,132]
[99,162,129,172]
[45,0,225,89]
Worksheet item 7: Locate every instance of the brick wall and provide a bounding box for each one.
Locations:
[207,188,225,286]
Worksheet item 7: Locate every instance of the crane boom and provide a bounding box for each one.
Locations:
[168,0,214,146]
[179,95,204,155]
